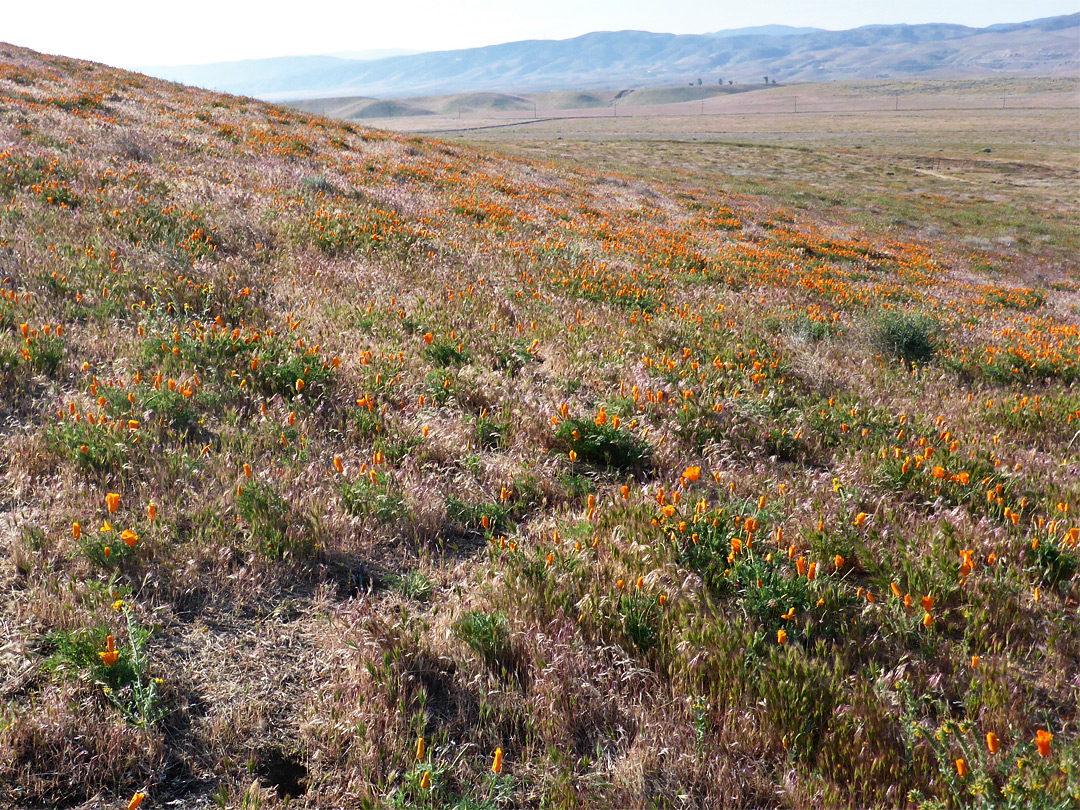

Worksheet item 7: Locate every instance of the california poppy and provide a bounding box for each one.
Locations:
[492,747,503,773]
[99,634,118,666]
[1035,729,1052,757]
[106,492,120,514]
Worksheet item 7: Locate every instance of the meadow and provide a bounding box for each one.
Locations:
[0,47,1077,809]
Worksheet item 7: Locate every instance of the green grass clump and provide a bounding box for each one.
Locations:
[872,310,940,365]
[339,473,408,523]
[236,480,315,559]
[454,610,513,672]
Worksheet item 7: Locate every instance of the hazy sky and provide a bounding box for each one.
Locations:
[5,0,1077,68]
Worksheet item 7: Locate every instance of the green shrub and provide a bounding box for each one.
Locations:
[552,417,651,472]
[424,338,471,368]
[872,310,940,365]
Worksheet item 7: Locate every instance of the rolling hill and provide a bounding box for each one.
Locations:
[0,39,1077,810]
[143,14,1079,100]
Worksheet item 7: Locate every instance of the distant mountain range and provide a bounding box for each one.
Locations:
[142,14,1079,101]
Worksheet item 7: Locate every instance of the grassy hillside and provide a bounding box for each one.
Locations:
[0,44,1077,810]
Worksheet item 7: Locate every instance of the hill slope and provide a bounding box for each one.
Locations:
[143,14,1080,100]
[0,43,1077,810]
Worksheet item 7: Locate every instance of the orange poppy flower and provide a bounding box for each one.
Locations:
[1035,729,1052,757]
[99,634,118,667]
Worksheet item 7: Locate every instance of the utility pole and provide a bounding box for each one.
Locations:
[1002,91,1006,109]
[794,96,797,113]
[701,99,704,115]
[533,101,537,119]
[895,92,899,112]
[613,100,617,118]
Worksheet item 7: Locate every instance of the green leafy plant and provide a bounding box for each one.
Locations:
[45,603,165,727]
[552,417,651,472]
